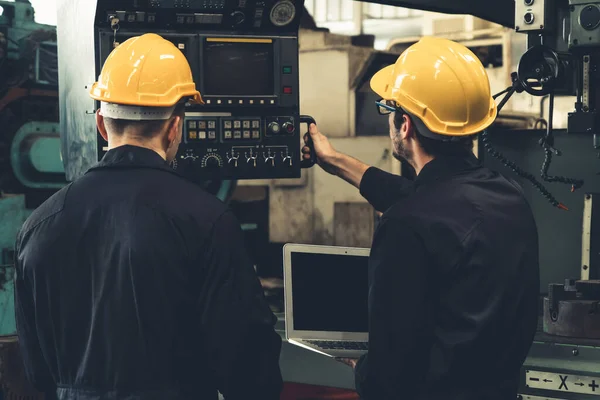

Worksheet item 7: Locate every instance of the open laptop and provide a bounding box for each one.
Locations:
[283,244,370,358]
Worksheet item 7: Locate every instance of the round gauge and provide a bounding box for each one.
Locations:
[270,0,296,27]
[201,153,223,169]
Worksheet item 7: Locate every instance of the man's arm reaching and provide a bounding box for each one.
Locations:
[302,124,414,213]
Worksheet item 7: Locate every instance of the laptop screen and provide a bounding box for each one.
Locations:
[290,251,369,333]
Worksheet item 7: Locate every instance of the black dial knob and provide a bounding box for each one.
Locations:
[231,11,245,25]
[204,156,221,169]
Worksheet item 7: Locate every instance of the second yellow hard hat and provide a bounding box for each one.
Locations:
[370,36,497,137]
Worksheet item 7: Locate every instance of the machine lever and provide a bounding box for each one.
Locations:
[300,115,317,169]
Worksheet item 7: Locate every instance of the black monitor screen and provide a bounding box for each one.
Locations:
[290,252,369,333]
[203,41,274,96]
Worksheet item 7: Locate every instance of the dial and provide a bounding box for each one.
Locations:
[270,0,296,27]
[201,153,223,168]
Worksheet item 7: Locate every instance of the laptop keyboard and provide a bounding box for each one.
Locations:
[306,340,369,350]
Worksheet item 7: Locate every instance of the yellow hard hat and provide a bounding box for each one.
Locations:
[89,33,203,110]
[370,37,497,137]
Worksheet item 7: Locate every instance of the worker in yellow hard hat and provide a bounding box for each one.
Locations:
[303,37,539,399]
[15,33,283,400]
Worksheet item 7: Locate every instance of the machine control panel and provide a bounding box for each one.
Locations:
[93,0,311,181]
[173,114,307,179]
[98,0,303,33]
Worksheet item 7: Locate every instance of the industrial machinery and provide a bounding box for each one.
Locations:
[57,0,316,184]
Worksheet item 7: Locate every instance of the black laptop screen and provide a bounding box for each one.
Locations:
[290,252,369,333]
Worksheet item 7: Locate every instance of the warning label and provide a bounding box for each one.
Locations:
[526,370,600,396]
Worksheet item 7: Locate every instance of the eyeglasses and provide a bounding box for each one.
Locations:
[375,99,397,115]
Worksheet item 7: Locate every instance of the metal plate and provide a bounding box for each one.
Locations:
[526,370,600,395]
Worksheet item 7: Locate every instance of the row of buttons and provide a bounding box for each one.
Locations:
[224,130,261,140]
[205,98,276,105]
[224,120,260,129]
[189,130,217,140]
[176,13,223,24]
[189,120,216,130]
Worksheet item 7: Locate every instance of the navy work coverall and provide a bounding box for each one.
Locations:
[14,145,282,400]
[355,154,540,400]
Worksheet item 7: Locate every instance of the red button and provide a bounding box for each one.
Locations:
[283,86,293,94]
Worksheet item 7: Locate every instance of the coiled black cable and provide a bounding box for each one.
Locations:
[481,130,566,209]
[483,82,568,210]
[538,93,585,190]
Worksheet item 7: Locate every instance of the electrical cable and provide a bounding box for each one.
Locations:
[538,93,585,191]
[481,80,569,210]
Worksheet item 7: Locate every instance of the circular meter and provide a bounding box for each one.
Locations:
[270,0,296,27]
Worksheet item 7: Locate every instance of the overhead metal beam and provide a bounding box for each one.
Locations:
[355,0,515,28]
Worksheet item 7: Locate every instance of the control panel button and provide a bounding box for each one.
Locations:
[189,121,197,129]
[282,66,292,74]
[282,122,295,134]
[283,86,293,94]
[189,131,197,140]
[252,130,260,139]
[224,130,232,139]
[234,131,242,139]
[243,121,251,129]
[198,121,206,129]
[268,122,281,134]
[243,130,251,139]
[252,120,260,128]
[199,131,207,140]
[224,121,232,129]
[208,131,216,139]
[234,121,241,129]
[208,121,216,129]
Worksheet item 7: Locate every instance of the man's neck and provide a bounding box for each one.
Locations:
[411,152,435,175]
[108,138,167,160]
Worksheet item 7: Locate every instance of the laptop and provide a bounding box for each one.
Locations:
[283,244,370,358]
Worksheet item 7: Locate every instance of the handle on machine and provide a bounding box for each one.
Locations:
[300,115,316,169]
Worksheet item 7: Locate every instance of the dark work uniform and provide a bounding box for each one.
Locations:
[14,145,282,400]
[354,154,540,400]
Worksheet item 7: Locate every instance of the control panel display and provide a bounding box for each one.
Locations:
[203,40,274,96]
[94,0,310,181]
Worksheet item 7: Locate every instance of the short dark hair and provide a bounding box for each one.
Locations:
[103,103,186,139]
[393,110,475,157]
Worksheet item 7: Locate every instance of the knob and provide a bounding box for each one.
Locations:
[524,12,534,24]
[231,10,245,25]
[524,0,534,5]
[264,150,276,167]
[205,157,220,168]
[227,151,240,168]
[268,122,281,135]
[201,153,223,169]
[281,151,293,167]
[246,151,258,168]
[282,122,295,134]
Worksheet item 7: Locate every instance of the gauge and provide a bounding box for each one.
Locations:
[170,159,178,170]
[270,0,296,27]
[201,153,223,169]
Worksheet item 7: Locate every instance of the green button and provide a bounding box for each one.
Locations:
[282,66,292,74]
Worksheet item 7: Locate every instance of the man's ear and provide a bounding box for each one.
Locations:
[402,114,417,140]
[166,115,181,144]
[96,109,108,142]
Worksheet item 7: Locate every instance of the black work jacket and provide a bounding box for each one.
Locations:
[14,145,282,400]
[355,154,540,400]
